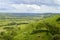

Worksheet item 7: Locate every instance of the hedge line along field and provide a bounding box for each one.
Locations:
[0,13,60,40]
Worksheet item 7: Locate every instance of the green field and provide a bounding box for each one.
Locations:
[0,13,60,40]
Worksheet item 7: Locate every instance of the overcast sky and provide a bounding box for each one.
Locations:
[0,0,60,13]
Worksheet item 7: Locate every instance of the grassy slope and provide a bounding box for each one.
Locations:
[0,14,60,40]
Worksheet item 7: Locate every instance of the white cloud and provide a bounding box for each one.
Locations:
[12,4,41,10]
[0,0,60,13]
[9,4,59,13]
[54,0,60,5]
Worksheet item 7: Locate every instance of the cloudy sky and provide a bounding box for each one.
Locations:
[0,0,60,13]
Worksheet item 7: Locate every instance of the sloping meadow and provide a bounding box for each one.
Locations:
[0,14,60,40]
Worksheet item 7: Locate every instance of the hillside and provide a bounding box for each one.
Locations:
[0,13,60,40]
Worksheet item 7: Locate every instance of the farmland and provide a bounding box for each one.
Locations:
[0,13,60,40]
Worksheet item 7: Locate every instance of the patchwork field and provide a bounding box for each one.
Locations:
[0,13,60,40]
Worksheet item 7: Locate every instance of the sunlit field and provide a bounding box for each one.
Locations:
[0,13,60,40]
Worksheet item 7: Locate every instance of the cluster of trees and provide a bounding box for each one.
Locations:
[31,15,60,40]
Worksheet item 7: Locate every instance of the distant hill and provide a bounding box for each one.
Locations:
[0,13,59,19]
